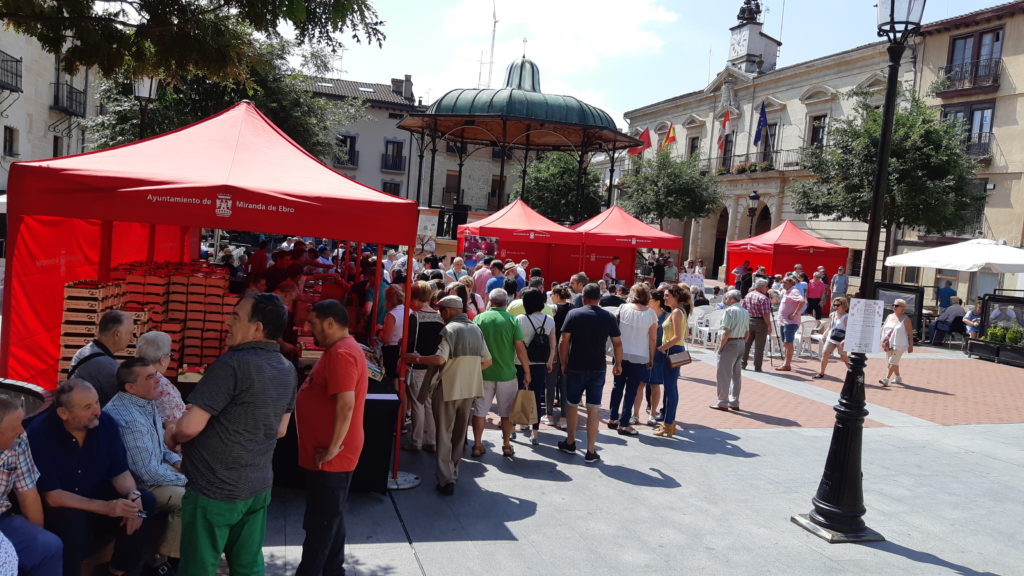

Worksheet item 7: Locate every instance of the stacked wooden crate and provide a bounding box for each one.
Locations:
[58,281,124,381]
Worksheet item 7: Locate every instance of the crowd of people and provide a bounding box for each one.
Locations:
[391,252,756,492]
[3,234,1002,575]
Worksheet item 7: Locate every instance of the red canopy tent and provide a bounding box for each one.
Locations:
[570,206,683,285]
[1,102,418,387]
[457,199,582,283]
[726,220,849,281]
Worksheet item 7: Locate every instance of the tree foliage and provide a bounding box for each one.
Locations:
[620,149,722,228]
[514,152,603,225]
[791,89,983,234]
[0,0,385,81]
[83,39,368,160]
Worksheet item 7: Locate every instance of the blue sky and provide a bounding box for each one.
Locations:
[328,0,1004,127]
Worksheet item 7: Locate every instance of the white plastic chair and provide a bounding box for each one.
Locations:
[810,317,831,357]
[695,309,725,348]
[688,305,713,343]
[794,317,821,357]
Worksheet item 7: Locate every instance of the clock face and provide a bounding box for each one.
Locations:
[730,29,749,58]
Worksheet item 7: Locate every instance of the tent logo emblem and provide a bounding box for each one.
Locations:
[215,194,233,218]
[529,232,535,239]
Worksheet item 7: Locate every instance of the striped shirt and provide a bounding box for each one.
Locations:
[0,435,38,514]
[183,341,296,501]
[105,391,185,489]
[721,303,751,339]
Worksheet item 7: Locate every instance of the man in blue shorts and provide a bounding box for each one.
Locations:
[557,283,622,462]
[777,276,804,371]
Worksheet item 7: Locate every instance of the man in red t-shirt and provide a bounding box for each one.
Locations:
[294,299,368,576]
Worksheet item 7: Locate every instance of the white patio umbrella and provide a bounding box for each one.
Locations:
[884,238,1024,273]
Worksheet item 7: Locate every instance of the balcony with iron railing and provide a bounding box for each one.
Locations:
[51,82,86,117]
[935,58,1002,97]
[703,148,810,175]
[333,149,359,168]
[380,153,406,172]
[964,131,995,160]
[0,49,22,93]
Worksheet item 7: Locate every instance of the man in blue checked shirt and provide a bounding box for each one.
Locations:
[0,395,63,575]
[105,358,186,573]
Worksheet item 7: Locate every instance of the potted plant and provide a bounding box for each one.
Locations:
[747,162,759,173]
[759,161,775,172]
[717,166,730,176]
[967,326,1003,361]
[734,163,749,174]
[998,325,1024,367]
[987,326,1006,343]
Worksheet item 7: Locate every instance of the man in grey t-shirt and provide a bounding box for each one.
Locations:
[171,293,296,575]
[830,266,849,298]
[69,310,134,406]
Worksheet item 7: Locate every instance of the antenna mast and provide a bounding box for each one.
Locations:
[487,0,499,87]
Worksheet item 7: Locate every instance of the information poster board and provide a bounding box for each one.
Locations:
[679,273,705,292]
[845,298,885,354]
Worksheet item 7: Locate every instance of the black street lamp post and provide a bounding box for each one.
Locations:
[746,190,760,236]
[134,77,158,140]
[792,0,925,544]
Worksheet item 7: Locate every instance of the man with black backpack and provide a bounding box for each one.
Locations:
[471,289,531,459]
[68,310,135,406]
[515,288,557,446]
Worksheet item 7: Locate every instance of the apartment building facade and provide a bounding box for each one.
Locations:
[909,1,1024,299]
[1,29,97,192]
[308,75,420,198]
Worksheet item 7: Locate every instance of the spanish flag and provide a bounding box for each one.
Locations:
[717,110,731,153]
[660,123,676,151]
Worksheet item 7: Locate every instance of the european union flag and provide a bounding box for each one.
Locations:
[753,102,769,147]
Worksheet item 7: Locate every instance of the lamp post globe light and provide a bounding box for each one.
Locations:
[746,190,760,236]
[134,76,159,140]
[791,0,925,544]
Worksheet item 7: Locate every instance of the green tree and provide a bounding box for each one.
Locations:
[791,89,983,257]
[514,152,603,224]
[84,39,367,160]
[0,0,384,81]
[620,149,722,229]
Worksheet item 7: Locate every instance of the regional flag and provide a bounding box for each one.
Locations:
[660,123,677,151]
[753,102,769,147]
[628,128,652,156]
[717,110,731,153]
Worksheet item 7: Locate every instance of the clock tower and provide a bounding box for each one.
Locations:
[728,0,782,75]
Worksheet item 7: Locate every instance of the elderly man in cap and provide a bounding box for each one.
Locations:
[404,295,491,495]
[505,261,525,294]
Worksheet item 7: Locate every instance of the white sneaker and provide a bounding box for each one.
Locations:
[878,378,889,386]
[893,376,903,384]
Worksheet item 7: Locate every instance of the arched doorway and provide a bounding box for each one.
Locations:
[755,204,772,235]
[712,208,729,279]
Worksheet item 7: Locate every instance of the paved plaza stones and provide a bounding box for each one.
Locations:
[254,345,1023,575]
